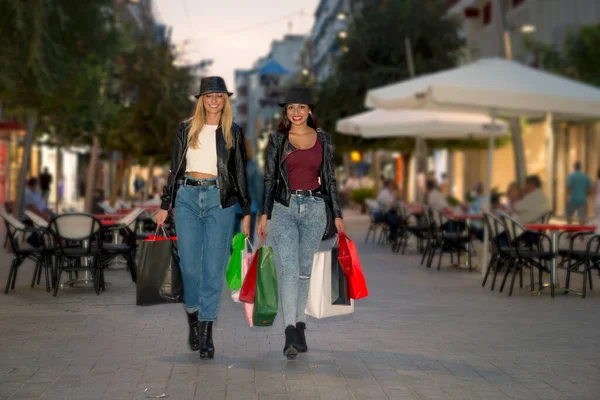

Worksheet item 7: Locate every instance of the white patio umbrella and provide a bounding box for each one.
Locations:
[364,57,600,119]
[336,109,507,139]
[363,57,600,276]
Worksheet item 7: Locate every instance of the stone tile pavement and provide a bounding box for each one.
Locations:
[1,210,599,399]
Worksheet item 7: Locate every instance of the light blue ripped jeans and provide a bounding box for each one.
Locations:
[270,195,327,327]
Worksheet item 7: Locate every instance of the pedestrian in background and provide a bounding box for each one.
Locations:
[234,138,262,244]
[566,161,592,225]
[257,87,344,360]
[133,174,145,204]
[376,179,399,242]
[155,76,251,359]
[39,167,52,204]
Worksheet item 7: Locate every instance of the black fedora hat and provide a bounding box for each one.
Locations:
[278,87,315,108]
[194,76,233,99]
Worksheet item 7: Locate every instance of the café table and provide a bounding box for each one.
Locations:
[524,224,596,296]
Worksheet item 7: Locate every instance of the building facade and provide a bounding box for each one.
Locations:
[447,0,600,215]
[235,34,306,158]
[303,0,352,83]
[448,0,600,64]
[233,70,250,135]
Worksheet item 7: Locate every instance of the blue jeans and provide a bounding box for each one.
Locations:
[270,195,327,327]
[174,178,235,319]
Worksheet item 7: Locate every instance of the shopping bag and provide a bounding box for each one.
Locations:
[226,233,247,290]
[252,245,278,326]
[331,246,351,305]
[231,251,255,327]
[239,251,259,303]
[232,238,254,303]
[338,232,356,276]
[136,232,183,306]
[159,240,183,302]
[346,237,369,299]
[239,236,264,304]
[305,246,354,319]
[231,251,253,303]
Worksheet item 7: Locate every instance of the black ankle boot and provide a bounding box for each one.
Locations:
[199,321,215,359]
[283,325,299,360]
[186,312,199,351]
[295,322,307,353]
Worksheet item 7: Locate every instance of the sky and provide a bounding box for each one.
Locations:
[153,0,320,92]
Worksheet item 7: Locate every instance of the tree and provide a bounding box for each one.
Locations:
[0,0,122,215]
[106,25,195,204]
[314,0,465,196]
[315,0,465,154]
[525,24,600,88]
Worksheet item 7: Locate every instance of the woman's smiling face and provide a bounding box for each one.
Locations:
[286,103,310,126]
[202,92,225,116]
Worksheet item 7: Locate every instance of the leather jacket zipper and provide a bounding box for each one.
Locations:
[280,147,295,194]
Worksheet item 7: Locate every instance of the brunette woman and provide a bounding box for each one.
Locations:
[156,77,251,359]
[257,87,344,360]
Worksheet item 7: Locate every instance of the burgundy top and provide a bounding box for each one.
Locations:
[286,138,322,191]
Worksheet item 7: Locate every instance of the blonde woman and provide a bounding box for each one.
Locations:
[156,77,251,359]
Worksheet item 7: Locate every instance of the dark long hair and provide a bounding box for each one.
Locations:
[277,106,319,133]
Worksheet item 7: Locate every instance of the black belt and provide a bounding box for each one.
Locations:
[292,189,322,197]
[180,178,217,187]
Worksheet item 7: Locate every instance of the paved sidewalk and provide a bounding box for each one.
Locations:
[1,210,599,400]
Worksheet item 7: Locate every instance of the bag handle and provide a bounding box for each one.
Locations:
[153,225,170,239]
[258,232,267,248]
[245,237,254,253]
[332,235,340,247]
[338,232,350,243]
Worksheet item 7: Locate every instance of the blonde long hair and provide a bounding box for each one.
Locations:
[187,95,233,149]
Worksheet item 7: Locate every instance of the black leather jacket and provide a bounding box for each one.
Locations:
[160,121,251,215]
[262,129,342,220]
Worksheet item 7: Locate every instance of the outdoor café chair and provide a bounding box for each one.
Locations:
[48,213,104,296]
[498,212,554,297]
[1,209,54,294]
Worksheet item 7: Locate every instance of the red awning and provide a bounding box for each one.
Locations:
[0,119,22,131]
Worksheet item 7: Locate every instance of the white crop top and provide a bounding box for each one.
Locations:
[186,124,218,175]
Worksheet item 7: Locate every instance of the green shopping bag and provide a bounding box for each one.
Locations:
[252,245,279,326]
[226,233,247,290]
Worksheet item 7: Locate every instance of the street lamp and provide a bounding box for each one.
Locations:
[337,12,346,20]
[338,30,348,39]
[520,24,536,33]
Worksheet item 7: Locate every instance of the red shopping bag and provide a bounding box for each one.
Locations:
[338,233,355,276]
[339,233,369,299]
[143,235,178,241]
[240,255,255,327]
[239,236,264,303]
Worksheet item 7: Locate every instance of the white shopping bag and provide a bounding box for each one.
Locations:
[305,248,354,319]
